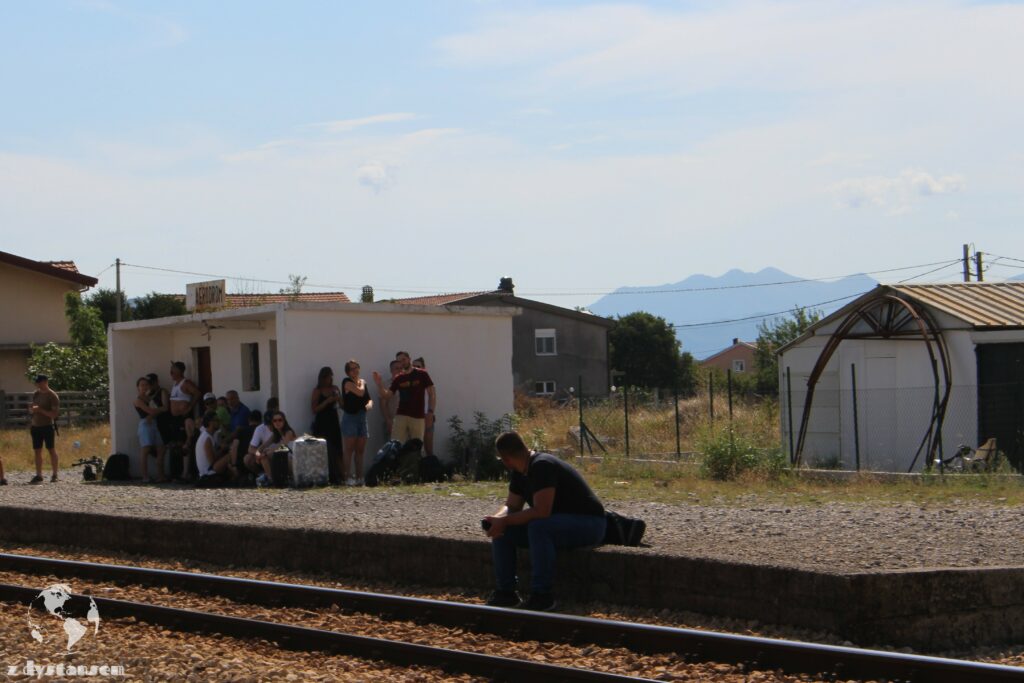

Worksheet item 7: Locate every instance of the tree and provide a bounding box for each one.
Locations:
[27,343,108,392]
[754,306,822,394]
[84,288,131,327]
[26,292,108,391]
[279,274,307,300]
[609,311,681,389]
[64,292,106,347]
[132,292,187,320]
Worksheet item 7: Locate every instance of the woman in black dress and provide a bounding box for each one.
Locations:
[310,366,342,483]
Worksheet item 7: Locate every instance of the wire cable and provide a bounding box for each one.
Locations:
[119,258,964,298]
[669,292,868,329]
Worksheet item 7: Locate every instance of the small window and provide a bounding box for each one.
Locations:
[732,359,746,373]
[241,343,260,391]
[535,329,557,356]
[534,380,556,396]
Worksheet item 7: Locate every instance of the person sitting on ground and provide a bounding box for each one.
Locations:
[133,376,166,483]
[483,431,607,612]
[231,409,261,473]
[247,411,296,487]
[195,411,236,484]
[225,390,250,440]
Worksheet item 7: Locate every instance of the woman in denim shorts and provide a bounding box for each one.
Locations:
[133,376,166,482]
[340,360,373,486]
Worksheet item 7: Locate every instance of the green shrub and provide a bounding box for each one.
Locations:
[448,412,519,481]
[699,427,787,481]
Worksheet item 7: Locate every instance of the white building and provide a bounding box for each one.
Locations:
[108,301,516,474]
[778,283,1024,472]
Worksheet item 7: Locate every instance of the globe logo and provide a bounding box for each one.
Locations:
[26,584,101,652]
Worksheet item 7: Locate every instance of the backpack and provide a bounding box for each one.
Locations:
[103,453,131,481]
[418,454,445,483]
[603,510,647,547]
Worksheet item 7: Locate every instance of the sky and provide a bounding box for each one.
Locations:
[2,0,1023,308]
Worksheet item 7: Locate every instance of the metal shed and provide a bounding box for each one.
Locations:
[778,283,1024,472]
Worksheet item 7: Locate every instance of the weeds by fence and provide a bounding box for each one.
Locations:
[514,372,779,462]
[0,390,109,428]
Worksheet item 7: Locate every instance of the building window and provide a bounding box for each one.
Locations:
[732,359,746,373]
[535,329,557,356]
[241,343,260,391]
[534,380,556,396]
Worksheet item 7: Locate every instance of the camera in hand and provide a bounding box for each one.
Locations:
[481,519,492,531]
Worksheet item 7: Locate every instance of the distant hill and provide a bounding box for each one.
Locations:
[587,268,878,359]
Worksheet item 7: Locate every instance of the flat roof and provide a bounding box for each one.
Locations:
[109,300,518,332]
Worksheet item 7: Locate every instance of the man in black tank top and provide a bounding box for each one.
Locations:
[482,431,606,612]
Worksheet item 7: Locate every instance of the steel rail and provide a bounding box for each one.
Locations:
[0,552,1021,682]
[1,583,647,683]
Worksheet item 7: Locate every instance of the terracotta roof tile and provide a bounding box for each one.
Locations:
[42,261,80,273]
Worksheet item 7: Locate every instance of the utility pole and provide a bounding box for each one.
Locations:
[962,244,971,282]
[975,251,984,282]
[115,258,122,322]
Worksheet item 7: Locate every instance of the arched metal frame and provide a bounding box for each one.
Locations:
[793,294,952,472]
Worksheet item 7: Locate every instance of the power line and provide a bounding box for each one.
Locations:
[669,292,867,329]
[896,261,963,284]
[119,258,964,298]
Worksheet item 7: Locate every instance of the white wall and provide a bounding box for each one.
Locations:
[279,306,514,461]
[109,327,174,470]
[780,322,987,472]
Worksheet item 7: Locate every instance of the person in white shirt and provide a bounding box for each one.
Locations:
[244,411,297,487]
[195,412,235,481]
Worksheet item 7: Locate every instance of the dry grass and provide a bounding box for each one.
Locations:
[514,394,779,456]
[0,423,110,472]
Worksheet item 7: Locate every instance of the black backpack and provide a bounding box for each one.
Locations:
[103,453,131,481]
[603,510,646,546]
[418,454,445,483]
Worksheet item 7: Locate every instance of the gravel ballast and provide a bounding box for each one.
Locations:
[1,472,1023,573]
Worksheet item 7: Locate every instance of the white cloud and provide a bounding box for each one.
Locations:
[437,2,1024,98]
[356,160,396,192]
[831,169,965,211]
[315,113,417,134]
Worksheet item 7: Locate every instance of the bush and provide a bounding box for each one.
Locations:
[448,412,519,481]
[699,427,787,481]
[27,342,108,392]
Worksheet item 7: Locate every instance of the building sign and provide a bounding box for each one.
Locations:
[186,280,226,311]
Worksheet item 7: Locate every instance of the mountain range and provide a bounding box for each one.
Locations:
[586,268,879,359]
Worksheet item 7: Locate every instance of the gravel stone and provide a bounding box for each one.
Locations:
[1,473,1023,573]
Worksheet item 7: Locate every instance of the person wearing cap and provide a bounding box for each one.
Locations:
[29,374,61,484]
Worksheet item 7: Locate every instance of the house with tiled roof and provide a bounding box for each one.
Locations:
[701,338,757,375]
[0,250,98,391]
[390,278,613,398]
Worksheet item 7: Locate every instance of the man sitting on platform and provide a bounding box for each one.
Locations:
[483,431,606,612]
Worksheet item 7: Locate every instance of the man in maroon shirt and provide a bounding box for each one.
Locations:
[372,351,436,443]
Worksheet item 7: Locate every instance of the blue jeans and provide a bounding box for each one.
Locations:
[492,513,606,594]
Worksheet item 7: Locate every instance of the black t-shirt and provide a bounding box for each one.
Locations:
[341,377,372,414]
[508,452,604,517]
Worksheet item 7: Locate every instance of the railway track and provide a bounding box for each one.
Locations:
[2,552,1021,682]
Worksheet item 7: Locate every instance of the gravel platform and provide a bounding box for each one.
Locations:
[1,471,1022,574]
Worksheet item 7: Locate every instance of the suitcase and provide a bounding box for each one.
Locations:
[289,437,329,488]
[271,447,290,488]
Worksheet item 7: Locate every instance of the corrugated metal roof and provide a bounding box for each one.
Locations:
[891,283,1024,327]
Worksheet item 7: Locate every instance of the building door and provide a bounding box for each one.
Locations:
[193,346,213,395]
[977,343,1024,470]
